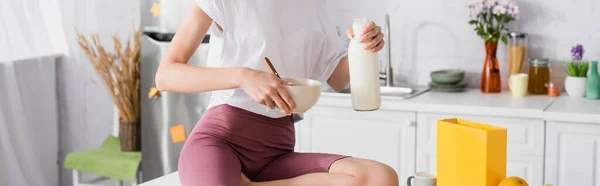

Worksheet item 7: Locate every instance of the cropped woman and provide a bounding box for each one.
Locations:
[155,1,397,185]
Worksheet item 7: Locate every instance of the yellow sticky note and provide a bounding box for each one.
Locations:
[437,118,507,186]
[148,87,161,99]
[170,124,186,143]
[150,3,161,18]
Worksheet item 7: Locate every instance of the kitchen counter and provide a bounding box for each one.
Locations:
[544,96,600,124]
[321,89,558,119]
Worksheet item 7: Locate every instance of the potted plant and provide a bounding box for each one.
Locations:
[564,45,589,97]
[76,29,142,151]
[469,0,519,93]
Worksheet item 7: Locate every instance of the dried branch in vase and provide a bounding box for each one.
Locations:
[76,28,141,122]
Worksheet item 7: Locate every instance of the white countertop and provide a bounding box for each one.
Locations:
[321,89,558,119]
[544,96,600,124]
[139,172,180,186]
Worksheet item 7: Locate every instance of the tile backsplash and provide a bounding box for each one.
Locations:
[327,0,600,89]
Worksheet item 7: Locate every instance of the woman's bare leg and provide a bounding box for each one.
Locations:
[241,157,398,186]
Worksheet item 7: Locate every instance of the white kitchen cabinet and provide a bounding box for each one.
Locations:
[296,105,416,184]
[415,113,545,186]
[545,121,600,186]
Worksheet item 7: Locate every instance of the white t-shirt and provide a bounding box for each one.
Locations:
[195,0,347,118]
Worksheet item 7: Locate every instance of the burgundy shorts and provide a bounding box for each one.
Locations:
[178,104,347,186]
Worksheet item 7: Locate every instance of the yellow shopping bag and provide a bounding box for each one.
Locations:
[437,118,507,186]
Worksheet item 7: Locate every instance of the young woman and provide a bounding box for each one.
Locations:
[155,1,397,186]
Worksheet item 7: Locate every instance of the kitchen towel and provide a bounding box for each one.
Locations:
[64,135,142,182]
[437,118,507,186]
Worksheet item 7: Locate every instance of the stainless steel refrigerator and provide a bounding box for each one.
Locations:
[140,0,212,182]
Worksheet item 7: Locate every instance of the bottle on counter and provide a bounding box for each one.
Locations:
[347,18,381,111]
[586,61,600,99]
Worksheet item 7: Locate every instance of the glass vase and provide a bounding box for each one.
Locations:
[481,42,502,93]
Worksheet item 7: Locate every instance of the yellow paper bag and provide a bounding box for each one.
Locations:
[437,118,507,186]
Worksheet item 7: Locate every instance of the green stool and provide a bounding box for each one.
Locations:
[65,135,142,186]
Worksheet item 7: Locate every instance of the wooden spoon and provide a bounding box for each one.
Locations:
[263,57,281,79]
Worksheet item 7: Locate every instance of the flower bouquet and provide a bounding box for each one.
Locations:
[468,0,520,93]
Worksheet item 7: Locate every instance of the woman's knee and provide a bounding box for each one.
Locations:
[364,162,399,186]
[352,159,399,186]
[331,158,398,186]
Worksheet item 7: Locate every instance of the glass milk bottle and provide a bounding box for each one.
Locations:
[347,18,381,111]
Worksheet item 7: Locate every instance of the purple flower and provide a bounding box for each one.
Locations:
[571,44,585,61]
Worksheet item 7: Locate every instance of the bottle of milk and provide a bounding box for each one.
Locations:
[347,18,381,111]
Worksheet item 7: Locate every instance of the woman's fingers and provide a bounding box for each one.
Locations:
[280,79,294,86]
[270,93,291,115]
[346,28,354,39]
[372,40,385,52]
[262,96,275,109]
[361,22,376,35]
[277,87,296,112]
[365,32,384,50]
[361,25,381,43]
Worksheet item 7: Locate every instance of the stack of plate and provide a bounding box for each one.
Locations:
[429,69,468,92]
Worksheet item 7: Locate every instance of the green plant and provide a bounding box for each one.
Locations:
[566,61,589,77]
[565,44,588,77]
[468,0,519,44]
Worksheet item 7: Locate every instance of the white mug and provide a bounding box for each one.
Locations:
[407,172,436,186]
[509,73,529,97]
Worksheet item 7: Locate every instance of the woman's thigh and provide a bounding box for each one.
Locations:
[178,137,241,186]
[253,152,347,181]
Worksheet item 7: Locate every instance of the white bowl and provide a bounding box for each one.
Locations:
[282,78,322,113]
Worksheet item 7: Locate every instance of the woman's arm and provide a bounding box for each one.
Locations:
[155,2,296,114]
[155,3,245,93]
[326,22,385,92]
[326,57,350,92]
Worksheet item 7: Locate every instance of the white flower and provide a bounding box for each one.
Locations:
[505,1,520,18]
[485,0,498,8]
[493,5,507,15]
[509,6,520,17]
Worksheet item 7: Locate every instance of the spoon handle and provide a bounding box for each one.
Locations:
[263,57,281,79]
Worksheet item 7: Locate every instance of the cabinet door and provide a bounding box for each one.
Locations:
[506,154,544,186]
[416,113,544,186]
[546,121,600,186]
[296,105,416,184]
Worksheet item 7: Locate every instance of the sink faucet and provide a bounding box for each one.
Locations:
[379,14,393,87]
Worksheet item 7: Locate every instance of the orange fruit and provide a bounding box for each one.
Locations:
[498,176,529,186]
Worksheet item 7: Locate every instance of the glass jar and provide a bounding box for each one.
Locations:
[508,32,528,76]
[528,58,551,94]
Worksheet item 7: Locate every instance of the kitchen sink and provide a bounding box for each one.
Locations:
[330,85,430,99]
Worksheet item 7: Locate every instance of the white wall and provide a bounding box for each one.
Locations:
[327,0,600,88]
[55,0,139,185]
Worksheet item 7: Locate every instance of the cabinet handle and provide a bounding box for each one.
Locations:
[406,120,415,127]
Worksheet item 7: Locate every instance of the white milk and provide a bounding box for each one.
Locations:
[347,18,381,111]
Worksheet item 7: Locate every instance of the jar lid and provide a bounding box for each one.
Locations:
[508,32,527,38]
[529,58,550,66]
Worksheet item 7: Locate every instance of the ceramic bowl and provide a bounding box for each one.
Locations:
[430,69,465,84]
[429,81,468,92]
[283,78,322,113]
